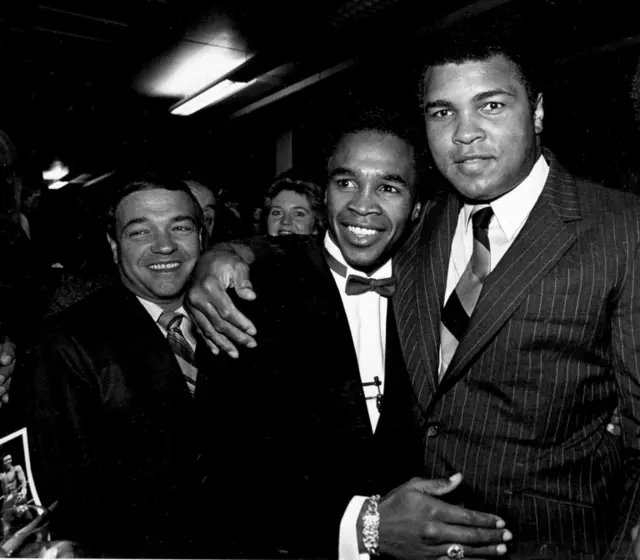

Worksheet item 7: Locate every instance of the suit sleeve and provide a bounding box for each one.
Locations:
[201,251,355,558]
[12,332,107,554]
[609,238,640,556]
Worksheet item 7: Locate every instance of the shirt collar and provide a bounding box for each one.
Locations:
[462,154,549,241]
[323,232,392,280]
[136,296,187,324]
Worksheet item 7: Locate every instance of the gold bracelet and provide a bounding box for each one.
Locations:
[362,494,381,556]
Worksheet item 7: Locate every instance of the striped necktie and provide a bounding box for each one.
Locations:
[439,205,494,378]
[158,310,197,396]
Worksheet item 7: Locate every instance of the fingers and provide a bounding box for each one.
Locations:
[0,340,16,366]
[415,473,463,497]
[231,267,257,302]
[0,375,10,408]
[0,354,14,366]
[434,543,508,558]
[186,281,257,358]
[188,307,245,358]
[435,501,506,529]
[423,521,512,547]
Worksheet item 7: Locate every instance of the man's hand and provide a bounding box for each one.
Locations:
[0,337,16,408]
[185,245,258,358]
[373,475,511,559]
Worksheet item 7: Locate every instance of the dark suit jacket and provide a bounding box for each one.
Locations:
[12,286,213,558]
[392,150,640,558]
[199,236,421,558]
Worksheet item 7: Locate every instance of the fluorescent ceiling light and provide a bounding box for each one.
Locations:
[141,42,252,98]
[84,171,116,187]
[69,173,91,184]
[42,160,69,181]
[171,79,256,116]
[48,180,69,190]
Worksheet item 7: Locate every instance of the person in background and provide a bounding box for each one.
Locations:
[184,178,216,243]
[263,168,325,236]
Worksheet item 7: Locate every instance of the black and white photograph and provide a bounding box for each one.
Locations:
[6,0,640,558]
[0,428,43,547]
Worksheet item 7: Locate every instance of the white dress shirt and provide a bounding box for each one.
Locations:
[324,233,390,432]
[444,155,549,303]
[136,297,198,353]
[323,234,392,560]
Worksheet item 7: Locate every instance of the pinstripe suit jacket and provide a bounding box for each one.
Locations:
[392,151,640,558]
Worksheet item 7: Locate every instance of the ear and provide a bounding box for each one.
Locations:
[107,234,119,265]
[411,200,422,222]
[533,93,544,135]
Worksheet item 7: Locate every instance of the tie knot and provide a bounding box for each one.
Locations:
[158,310,184,331]
[471,206,493,231]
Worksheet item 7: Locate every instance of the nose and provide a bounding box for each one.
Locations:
[347,187,380,216]
[151,231,178,254]
[281,212,293,226]
[452,111,485,145]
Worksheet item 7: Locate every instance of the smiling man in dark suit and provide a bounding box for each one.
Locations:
[11,174,213,558]
[186,32,640,559]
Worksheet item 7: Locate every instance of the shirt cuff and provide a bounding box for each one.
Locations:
[339,495,370,560]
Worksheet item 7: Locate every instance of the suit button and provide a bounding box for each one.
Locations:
[426,424,440,437]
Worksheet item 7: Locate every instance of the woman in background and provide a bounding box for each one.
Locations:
[263,169,325,237]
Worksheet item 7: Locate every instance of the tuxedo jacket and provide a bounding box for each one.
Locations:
[198,236,421,558]
[392,150,640,557]
[12,286,214,558]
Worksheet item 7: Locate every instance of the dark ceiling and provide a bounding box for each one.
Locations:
[3,0,640,188]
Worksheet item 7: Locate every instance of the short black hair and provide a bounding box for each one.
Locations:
[419,30,543,108]
[324,104,427,188]
[105,173,204,239]
[263,169,326,232]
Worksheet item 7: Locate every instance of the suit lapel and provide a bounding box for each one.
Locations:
[439,153,583,390]
[395,194,460,410]
[304,240,373,438]
[112,287,193,408]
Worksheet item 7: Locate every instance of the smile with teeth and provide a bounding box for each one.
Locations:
[347,225,378,236]
[148,262,180,271]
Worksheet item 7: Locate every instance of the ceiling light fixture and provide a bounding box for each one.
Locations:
[231,59,356,119]
[42,159,69,181]
[170,78,257,116]
[48,180,69,190]
[84,171,116,187]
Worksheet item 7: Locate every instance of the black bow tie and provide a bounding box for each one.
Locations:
[323,247,395,298]
[345,275,396,297]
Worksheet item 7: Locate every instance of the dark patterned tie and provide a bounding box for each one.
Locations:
[158,311,197,396]
[440,206,494,377]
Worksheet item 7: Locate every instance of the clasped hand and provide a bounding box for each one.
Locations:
[374,475,511,559]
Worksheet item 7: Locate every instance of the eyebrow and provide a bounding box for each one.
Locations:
[424,88,516,110]
[329,167,409,187]
[329,166,356,178]
[120,214,196,232]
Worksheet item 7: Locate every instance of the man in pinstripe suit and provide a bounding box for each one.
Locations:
[186,36,640,559]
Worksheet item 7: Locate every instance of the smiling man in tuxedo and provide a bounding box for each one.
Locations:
[198,109,512,559]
